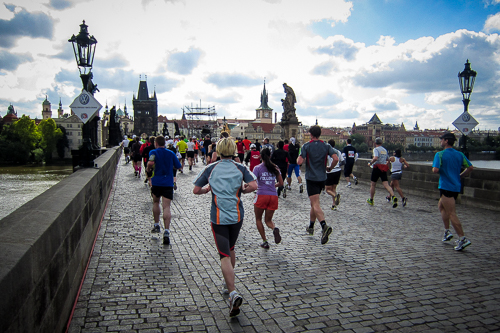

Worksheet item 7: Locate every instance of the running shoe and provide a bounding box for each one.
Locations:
[331,205,337,211]
[229,291,243,317]
[134,171,138,177]
[335,194,341,206]
[299,184,304,193]
[354,177,358,185]
[386,196,391,203]
[151,225,161,233]
[189,165,192,171]
[321,224,333,245]
[163,230,170,245]
[144,178,148,184]
[454,237,471,251]
[391,196,398,208]
[442,230,453,242]
[346,183,352,188]
[277,188,282,197]
[287,185,291,190]
[260,241,270,249]
[367,198,374,206]
[282,187,287,198]
[306,226,314,235]
[273,227,282,244]
[174,182,177,190]
[402,197,407,207]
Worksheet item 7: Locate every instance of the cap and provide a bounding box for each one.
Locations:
[440,132,456,140]
[250,144,256,148]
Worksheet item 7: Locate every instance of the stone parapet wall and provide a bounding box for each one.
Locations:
[354,159,500,211]
[0,147,121,333]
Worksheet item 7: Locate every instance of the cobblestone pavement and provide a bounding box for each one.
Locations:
[69,158,500,333]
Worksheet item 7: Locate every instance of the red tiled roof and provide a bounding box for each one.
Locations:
[250,122,276,133]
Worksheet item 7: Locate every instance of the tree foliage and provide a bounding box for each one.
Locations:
[38,118,63,162]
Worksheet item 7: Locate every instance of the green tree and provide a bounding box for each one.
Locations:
[38,118,63,163]
[56,125,70,159]
[0,116,40,163]
[10,115,40,151]
[350,133,365,145]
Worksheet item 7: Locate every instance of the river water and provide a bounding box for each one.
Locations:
[0,165,73,220]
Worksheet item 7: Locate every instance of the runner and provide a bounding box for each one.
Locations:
[244,143,261,172]
[297,125,338,244]
[187,137,195,171]
[366,137,397,208]
[131,136,142,178]
[432,132,474,251]
[122,135,130,164]
[253,147,283,249]
[147,135,182,245]
[343,138,359,187]
[271,141,290,198]
[286,137,303,193]
[203,135,212,165]
[325,139,343,211]
[142,136,156,185]
[387,149,410,206]
[193,137,257,318]
[236,138,245,163]
[176,136,188,172]
[194,137,199,164]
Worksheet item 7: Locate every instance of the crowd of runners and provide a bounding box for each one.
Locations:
[121,127,473,318]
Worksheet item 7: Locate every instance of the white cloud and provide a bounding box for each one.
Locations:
[484,12,500,33]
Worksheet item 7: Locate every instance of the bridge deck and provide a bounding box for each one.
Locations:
[69,158,500,332]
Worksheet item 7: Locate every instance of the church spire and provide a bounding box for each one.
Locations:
[258,79,272,110]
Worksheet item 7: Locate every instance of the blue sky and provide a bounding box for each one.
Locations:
[1,0,500,131]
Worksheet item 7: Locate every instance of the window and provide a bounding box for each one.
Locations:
[68,139,72,144]
[78,132,82,136]
[67,132,72,136]
[68,124,72,128]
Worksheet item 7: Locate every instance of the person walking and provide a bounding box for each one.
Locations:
[286,137,304,193]
[325,139,343,211]
[193,137,258,318]
[253,148,283,249]
[387,149,410,206]
[271,141,290,198]
[297,125,338,245]
[366,137,398,208]
[146,135,183,245]
[432,132,474,251]
[343,138,358,187]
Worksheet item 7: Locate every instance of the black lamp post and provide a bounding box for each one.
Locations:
[69,20,98,167]
[458,59,477,158]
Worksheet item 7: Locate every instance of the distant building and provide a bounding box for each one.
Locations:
[352,114,407,149]
[2,104,18,125]
[133,79,158,136]
[54,115,83,158]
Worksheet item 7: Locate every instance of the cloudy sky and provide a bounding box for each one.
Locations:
[1,0,500,131]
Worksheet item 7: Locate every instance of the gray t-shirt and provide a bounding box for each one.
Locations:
[300,140,335,181]
[373,146,388,165]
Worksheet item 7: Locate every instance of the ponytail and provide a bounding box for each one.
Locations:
[260,148,280,178]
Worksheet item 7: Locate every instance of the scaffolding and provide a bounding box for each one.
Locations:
[183,101,217,138]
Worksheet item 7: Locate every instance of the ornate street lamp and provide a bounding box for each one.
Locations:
[68,20,98,93]
[458,59,477,157]
[68,20,99,167]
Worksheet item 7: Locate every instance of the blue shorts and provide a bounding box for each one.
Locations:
[287,164,301,178]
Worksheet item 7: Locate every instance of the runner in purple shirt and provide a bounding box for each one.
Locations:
[252,148,283,249]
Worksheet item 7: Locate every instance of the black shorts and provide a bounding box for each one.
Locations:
[344,163,354,177]
[151,186,174,200]
[306,179,325,197]
[325,171,341,186]
[187,151,195,158]
[132,154,142,162]
[124,147,130,154]
[194,149,198,154]
[371,167,388,182]
[211,221,243,259]
[180,152,186,159]
[238,153,244,162]
[440,189,458,200]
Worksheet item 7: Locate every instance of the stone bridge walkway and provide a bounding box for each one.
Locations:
[68,158,500,332]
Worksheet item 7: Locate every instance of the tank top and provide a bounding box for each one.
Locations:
[391,157,403,174]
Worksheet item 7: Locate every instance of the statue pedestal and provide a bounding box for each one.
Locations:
[280,120,300,140]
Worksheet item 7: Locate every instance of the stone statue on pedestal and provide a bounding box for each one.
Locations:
[281,83,298,122]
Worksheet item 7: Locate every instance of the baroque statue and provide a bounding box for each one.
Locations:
[281,83,297,122]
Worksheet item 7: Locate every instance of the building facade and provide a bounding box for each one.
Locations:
[352,114,407,149]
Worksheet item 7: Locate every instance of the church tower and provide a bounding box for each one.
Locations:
[132,76,158,136]
[57,98,64,118]
[255,80,273,123]
[42,96,52,119]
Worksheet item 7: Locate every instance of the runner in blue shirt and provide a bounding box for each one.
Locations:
[146,135,182,245]
[432,132,473,251]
